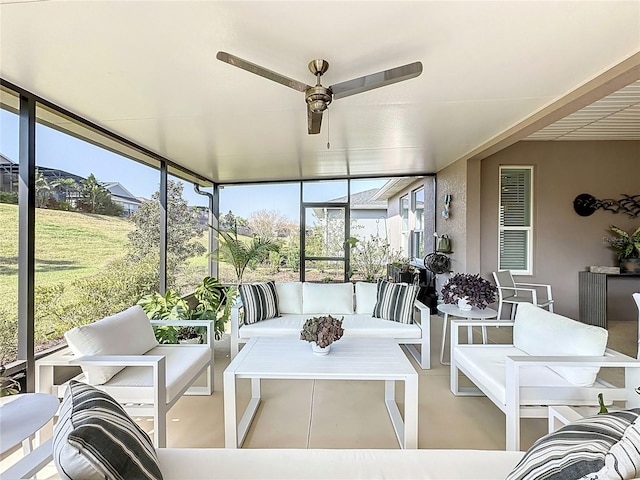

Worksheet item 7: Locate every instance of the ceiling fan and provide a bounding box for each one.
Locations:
[216,51,423,135]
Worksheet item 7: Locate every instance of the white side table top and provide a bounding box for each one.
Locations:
[0,393,59,455]
[437,303,498,319]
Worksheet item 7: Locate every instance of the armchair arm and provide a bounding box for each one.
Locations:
[513,282,553,301]
[69,354,165,367]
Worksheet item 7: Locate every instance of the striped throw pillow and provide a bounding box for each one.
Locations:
[507,409,640,480]
[372,279,418,324]
[53,380,163,480]
[239,281,279,325]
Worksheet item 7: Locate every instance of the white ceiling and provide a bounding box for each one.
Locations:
[1,1,639,184]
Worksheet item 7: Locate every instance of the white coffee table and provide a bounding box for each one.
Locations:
[437,303,498,365]
[223,337,419,449]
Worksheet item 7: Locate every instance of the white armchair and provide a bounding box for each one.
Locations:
[35,306,215,447]
[492,270,554,320]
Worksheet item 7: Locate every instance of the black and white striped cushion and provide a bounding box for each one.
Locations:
[372,279,418,324]
[239,281,279,325]
[53,380,163,480]
[507,409,640,480]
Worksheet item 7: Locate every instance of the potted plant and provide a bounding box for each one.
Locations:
[211,223,279,284]
[441,273,497,310]
[0,363,23,396]
[603,225,640,273]
[138,276,237,343]
[300,315,344,355]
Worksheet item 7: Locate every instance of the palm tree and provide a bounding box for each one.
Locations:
[34,170,51,208]
[212,223,279,284]
[51,177,78,204]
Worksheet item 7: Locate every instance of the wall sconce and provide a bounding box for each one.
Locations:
[442,194,451,220]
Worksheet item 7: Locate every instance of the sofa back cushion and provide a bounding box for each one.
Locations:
[275,282,303,314]
[513,303,608,386]
[303,282,354,315]
[355,282,378,315]
[64,305,158,385]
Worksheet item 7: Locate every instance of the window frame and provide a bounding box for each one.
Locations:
[400,194,410,256]
[498,166,533,276]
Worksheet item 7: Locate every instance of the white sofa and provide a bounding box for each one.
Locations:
[231,281,432,369]
[451,302,640,451]
[156,448,525,479]
[35,305,215,447]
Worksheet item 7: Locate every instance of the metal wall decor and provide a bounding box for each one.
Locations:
[574,193,640,218]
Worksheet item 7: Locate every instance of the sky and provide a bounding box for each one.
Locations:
[1,109,386,220]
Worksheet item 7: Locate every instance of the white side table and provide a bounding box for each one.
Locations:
[437,303,498,365]
[0,393,59,479]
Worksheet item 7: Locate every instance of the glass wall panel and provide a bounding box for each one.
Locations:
[400,194,410,256]
[218,182,300,284]
[0,88,20,364]
[303,260,345,283]
[33,104,160,355]
[412,187,425,259]
[348,178,394,282]
[302,180,347,203]
[166,174,210,294]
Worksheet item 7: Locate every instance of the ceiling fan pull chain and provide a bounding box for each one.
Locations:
[327,109,331,150]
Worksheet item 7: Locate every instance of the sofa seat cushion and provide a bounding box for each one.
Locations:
[513,303,607,386]
[239,315,423,339]
[157,448,525,480]
[455,345,579,406]
[64,305,159,385]
[102,346,210,403]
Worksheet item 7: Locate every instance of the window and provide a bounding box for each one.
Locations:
[412,187,424,259]
[400,195,409,256]
[499,167,533,275]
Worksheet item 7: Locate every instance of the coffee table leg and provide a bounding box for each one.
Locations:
[236,377,262,448]
[223,370,237,448]
[404,375,419,449]
[440,313,450,365]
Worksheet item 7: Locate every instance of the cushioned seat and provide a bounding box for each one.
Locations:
[239,314,423,339]
[103,345,212,403]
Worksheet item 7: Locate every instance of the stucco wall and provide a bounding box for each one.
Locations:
[479,140,640,320]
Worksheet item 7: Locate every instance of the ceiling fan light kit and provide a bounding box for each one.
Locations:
[216,51,422,134]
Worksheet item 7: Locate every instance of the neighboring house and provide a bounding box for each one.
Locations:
[0,153,17,193]
[327,188,389,240]
[103,182,142,216]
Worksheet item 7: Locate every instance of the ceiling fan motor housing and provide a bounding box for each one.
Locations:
[305,85,332,113]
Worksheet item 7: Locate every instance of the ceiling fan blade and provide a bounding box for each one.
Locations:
[217,52,310,93]
[308,107,323,134]
[330,61,423,100]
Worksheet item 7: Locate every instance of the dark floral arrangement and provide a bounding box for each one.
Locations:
[300,315,344,348]
[441,273,497,310]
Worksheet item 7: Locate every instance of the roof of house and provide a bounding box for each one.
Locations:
[329,188,387,210]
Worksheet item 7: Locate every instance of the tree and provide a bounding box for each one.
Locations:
[212,223,279,284]
[127,180,206,270]
[77,174,123,216]
[247,209,293,240]
[51,177,79,204]
[35,170,51,208]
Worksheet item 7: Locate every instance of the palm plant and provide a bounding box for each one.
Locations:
[211,223,279,284]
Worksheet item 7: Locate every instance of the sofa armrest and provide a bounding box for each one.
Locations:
[69,354,166,367]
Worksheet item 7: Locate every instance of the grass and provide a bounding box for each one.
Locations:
[0,203,134,322]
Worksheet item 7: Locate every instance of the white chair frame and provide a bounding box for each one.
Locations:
[450,318,640,451]
[634,292,640,359]
[492,270,554,320]
[36,319,215,448]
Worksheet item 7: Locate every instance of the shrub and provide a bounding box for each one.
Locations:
[0,192,18,204]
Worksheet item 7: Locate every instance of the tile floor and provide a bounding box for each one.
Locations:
[2,315,637,479]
